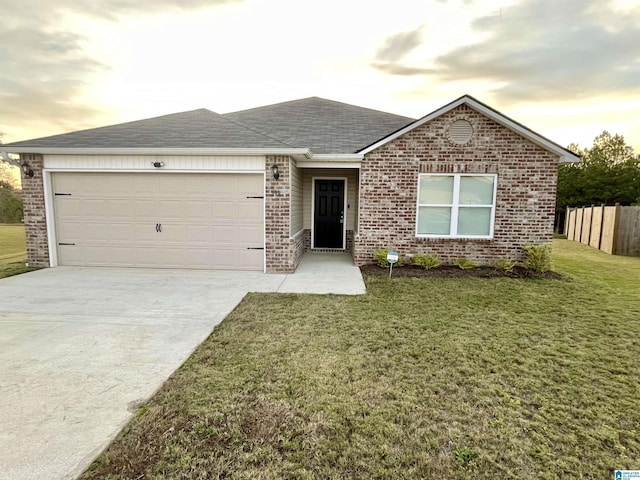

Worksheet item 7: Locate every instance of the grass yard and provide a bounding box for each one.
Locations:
[0,223,33,278]
[82,239,640,479]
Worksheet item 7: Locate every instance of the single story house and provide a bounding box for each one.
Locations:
[3,95,579,273]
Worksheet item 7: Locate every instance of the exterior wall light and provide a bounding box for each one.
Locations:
[271,164,280,180]
[20,161,34,178]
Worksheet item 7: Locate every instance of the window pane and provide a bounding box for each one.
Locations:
[457,207,492,235]
[418,207,451,235]
[419,176,453,204]
[459,176,494,205]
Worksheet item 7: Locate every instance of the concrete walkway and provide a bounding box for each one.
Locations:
[278,252,366,295]
[0,256,365,480]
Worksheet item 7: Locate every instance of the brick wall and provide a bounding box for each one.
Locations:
[265,155,299,272]
[354,105,559,266]
[19,154,50,267]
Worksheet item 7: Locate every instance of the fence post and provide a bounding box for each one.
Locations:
[598,204,605,250]
[565,206,570,238]
[611,203,621,255]
[584,204,594,246]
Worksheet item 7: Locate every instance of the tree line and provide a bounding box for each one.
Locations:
[0,137,23,223]
[557,131,640,212]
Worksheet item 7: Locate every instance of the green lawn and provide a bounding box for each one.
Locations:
[0,223,33,278]
[81,239,640,479]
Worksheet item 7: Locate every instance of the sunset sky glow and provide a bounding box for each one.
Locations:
[2,0,639,152]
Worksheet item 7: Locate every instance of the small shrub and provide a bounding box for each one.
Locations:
[453,258,478,270]
[412,253,441,270]
[522,244,551,272]
[454,446,476,465]
[494,258,516,273]
[374,247,403,268]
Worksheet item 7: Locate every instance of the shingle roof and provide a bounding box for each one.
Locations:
[224,97,415,154]
[3,108,292,149]
[2,98,415,154]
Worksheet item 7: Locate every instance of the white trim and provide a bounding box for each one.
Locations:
[355,169,361,236]
[7,147,311,157]
[359,95,580,163]
[297,161,362,169]
[43,154,266,171]
[311,177,347,249]
[289,228,305,240]
[42,171,57,267]
[415,173,498,239]
[307,154,364,161]
[262,171,267,274]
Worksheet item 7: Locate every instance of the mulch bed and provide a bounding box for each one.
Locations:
[360,264,564,279]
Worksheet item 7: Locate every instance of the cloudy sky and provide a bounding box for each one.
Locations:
[1,0,639,151]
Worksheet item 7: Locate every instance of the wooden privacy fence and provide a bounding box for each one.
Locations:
[565,205,640,256]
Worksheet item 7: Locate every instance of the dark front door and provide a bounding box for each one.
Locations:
[314,179,345,248]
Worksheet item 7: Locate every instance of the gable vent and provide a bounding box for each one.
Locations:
[448,119,473,144]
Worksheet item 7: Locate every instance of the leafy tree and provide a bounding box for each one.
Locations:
[557,131,640,212]
[0,180,23,223]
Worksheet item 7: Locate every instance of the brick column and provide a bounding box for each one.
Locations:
[264,155,293,272]
[20,154,50,267]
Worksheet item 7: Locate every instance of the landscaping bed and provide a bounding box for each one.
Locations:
[360,264,564,279]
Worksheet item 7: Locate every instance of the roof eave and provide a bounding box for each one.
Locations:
[359,95,581,163]
[2,147,312,159]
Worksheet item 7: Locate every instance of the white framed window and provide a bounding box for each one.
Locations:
[416,173,497,238]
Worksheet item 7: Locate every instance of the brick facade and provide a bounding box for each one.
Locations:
[353,105,559,266]
[16,104,560,273]
[19,154,50,267]
[264,155,307,273]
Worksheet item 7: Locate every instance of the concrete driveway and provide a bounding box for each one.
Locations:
[0,263,363,480]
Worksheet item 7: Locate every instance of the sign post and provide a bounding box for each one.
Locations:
[387,251,399,278]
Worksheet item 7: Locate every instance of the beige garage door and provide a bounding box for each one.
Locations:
[52,172,264,270]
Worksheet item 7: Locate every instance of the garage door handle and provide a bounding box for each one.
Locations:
[155,223,162,233]
[247,247,264,250]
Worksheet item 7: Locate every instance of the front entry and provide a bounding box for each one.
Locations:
[313,179,345,248]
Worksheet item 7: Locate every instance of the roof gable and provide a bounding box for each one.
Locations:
[224,97,414,154]
[359,95,580,163]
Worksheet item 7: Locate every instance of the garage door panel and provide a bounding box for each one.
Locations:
[158,175,187,195]
[158,200,187,220]
[185,201,211,221]
[133,200,159,220]
[53,172,264,270]
[57,222,112,243]
[237,225,264,245]
[107,176,135,196]
[238,201,263,220]
[238,174,264,194]
[111,224,137,242]
[185,225,212,245]
[132,223,163,242]
[133,176,160,195]
[211,202,238,220]
[238,249,264,270]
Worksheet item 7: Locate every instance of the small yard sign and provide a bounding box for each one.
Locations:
[387,251,399,278]
[616,471,640,480]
